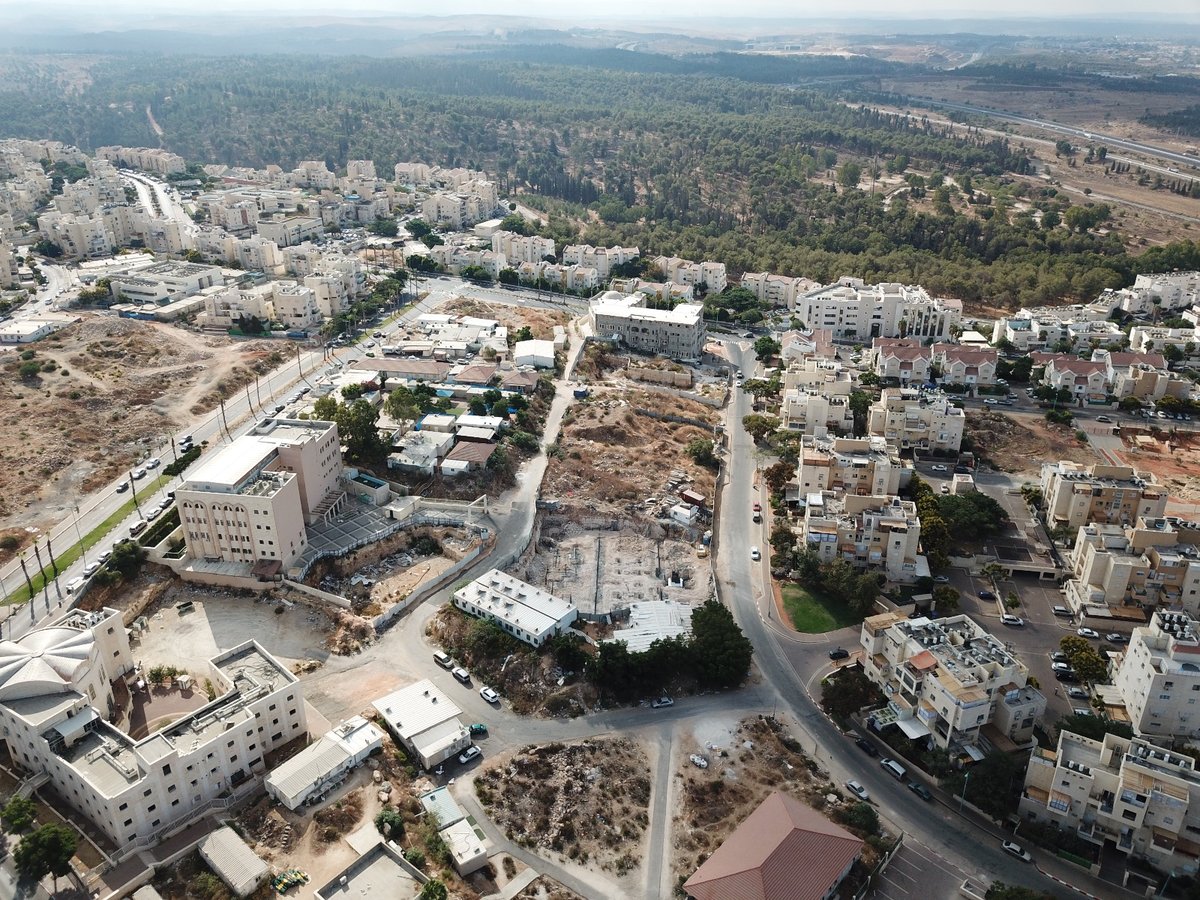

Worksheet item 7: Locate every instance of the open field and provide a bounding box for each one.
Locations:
[1113,427,1200,503]
[780,582,859,634]
[0,316,286,536]
[439,296,570,337]
[967,409,1099,476]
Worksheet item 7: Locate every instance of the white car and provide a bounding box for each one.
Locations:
[930,464,948,472]
[132,467,146,480]
[1001,840,1032,863]
[479,686,500,704]
[750,546,761,561]
[1077,627,1101,639]
[651,696,674,709]
[145,457,160,469]
[845,780,870,801]
[1001,614,1024,627]
[933,575,950,584]
[457,746,481,765]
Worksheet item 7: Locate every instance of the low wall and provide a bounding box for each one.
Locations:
[373,541,487,633]
[627,366,693,388]
[280,579,352,609]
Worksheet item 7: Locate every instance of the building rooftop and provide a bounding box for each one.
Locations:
[198,826,269,897]
[453,569,575,637]
[313,840,420,900]
[372,680,462,742]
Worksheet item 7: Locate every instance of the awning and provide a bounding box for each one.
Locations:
[963,743,986,762]
[898,717,931,739]
[52,707,97,744]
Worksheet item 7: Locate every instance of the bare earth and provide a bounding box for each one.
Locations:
[967,410,1100,476]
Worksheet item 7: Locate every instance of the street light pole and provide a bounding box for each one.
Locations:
[73,503,86,564]
[959,770,971,811]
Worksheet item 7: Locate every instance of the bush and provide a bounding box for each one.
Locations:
[374,807,405,838]
[2,796,36,832]
[402,847,425,869]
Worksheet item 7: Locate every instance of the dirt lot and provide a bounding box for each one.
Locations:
[0,316,286,537]
[544,386,719,519]
[1114,427,1200,503]
[475,738,651,879]
[967,409,1099,476]
[672,715,886,888]
[515,877,587,900]
[439,296,570,338]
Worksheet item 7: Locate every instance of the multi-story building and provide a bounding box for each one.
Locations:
[270,283,320,331]
[652,256,727,294]
[95,146,186,175]
[1112,611,1200,741]
[256,216,323,248]
[740,272,819,309]
[869,338,932,384]
[866,388,966,454]
[930,343,998,387]
[452,569,578,648]
[1021,729,1200,869]
[177,418,344,571]
[108,261,223,306]
[779,328,836,364]
[0,240,18,289]
[1067,518,1200,616]
[607,277,694,303]
[0,606,303,849]
[796,278,961,343]
[561,244,639,280]
[1040,462,1168,532]
[779,359,856,436]
[992,300,1118,352]
[588,290,706,360]
[861,612,1045,753]
[1130,326,1198,354]
[800,493,926,582]
[795,435,905,497]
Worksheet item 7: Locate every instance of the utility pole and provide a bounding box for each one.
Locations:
[18,554,34,602]
[131,472,144,520]
[71,504,84,565]
[255,374,263,409]
[246,385,255,415]
[32,543,49,611]
[168,435,177,464]
[219,397,231,441]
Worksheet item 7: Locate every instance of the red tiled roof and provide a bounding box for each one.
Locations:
[452,363,499,385]
[444,441,498,464]
[933,343,997,365]
[1109,351,1167,369]
[683,792,862,900]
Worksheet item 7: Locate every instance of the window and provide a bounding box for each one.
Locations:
[119,803,128,811]
[162,764,171,776]
[1123,810,1138,821]
[123,818,132,827]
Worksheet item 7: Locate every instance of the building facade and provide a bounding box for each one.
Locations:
[795,278,962,343]
[866,388,966,454]
[800,493,927,582]
[795,436,905,497]
[1112,611,1200,741]
[588,291,706,360]
[1040,462,1168,532]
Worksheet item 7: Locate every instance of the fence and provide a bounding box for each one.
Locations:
[853,832,904,899]
[373,542,486,632]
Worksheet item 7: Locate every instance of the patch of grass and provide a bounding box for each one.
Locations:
[4,474,170,606]
[781,582,859,633]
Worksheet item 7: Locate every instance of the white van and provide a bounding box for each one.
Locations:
[880,757,907,781]
[129,520,148,537]
[66,576,85,593]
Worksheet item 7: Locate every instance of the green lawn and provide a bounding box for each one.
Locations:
[781,582,860,634]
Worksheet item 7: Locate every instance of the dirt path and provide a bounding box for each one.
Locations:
[145,103,164,140]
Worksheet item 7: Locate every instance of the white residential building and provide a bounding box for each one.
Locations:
[372,680,471,769]
[95,146,186,175]
[1113,611,1200,741]
[271,283,321,331]
[930,343,999,387]
[652,256,727,293]
[0,241,19,288]
[491,231,555,265]
[264,716,383,811]
[1067,518,1200,616]
[562,244,639,279]
[869,338,932,385]
[0,606,304,849]
[779,328,836,364]
[867,388,966,454]
[796,435,905,497]
[1130,326,1198,354]
[1040,462,1168,532]
[109,261,223,306]
[779,359,856,436]
[795,278,961,342]
[256,216,323,248]
[452,569,578,647]
[861,612,1045,753]
[589,290,706,360]
[1021,729,1200,871]
[740,273,819,309]
[177,418,344,571]
[801,493,927,582]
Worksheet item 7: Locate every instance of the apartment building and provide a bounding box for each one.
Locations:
[270,283,320,331]
[0,606,303,849]
[1130,326,1198,354]
[256,216,323,248]
[588,290,706,360]
[652,256,727,294]
[800,493,926,582]
[930,343,998,387]
[795,278,962,342]
[452,569,578,648]
[1067,518,1200,616]
[1106,272,1200,317]
[992,301,1118,352]
[1040,462,1168,532]
[869,338,932,384]
[740,272,819,309]
[177,418,343,571]
[36,211,112,259]
[95,146,186,175]
[779,360,856,436]
[561,244,639,279]
[795,435,904,496]
[1021,729,1200,870]
[607,277,694,303]
[0,240,18,288]
[780,328,836,365]
[108,261,223,306]
[1111,611,1200,741]
[861,612,1045,754]
[866,388,966,454]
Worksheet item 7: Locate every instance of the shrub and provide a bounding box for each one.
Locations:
[2,796,36,832]
[374,807,405,838]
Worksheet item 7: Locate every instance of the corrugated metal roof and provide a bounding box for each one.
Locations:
[265,735,350,806]
[198,826,269,897]
[683,792,862,900]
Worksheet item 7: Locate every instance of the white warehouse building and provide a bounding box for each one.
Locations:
[452,569,578,647]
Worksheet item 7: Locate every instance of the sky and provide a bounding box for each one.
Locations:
[6,0,1200,21]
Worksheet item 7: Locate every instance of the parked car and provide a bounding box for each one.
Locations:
[1073,707,1093,717]
[1068,687,1090,700]
[145,457,160,469]
[1077,627,1101,639]
[845,780,870,801]
[752,512,762,524]
[651,696,674,709]
[752,501,762,512]
[1053,605,1072,617]
[1055,671,1080,684]
[66,576,85,593]
[908,781,933,802]
[854,738,879,757]
[452,666,471,684]
[1051,651,1069,663]
[480,686,500,704]
[933,575,950,584]
[828,647,850,661]
[750,546,761,561]
[132,467,146,480]
[1105,633,1128,644]
[1002,841,1032,863]
[1096,415,1112,423]
[978,590,996,601]
[433,651,454,669]
[1051,662,1074,674]
[930,464,948,472]
[458,746,481,765]
[1001,614,1024,627]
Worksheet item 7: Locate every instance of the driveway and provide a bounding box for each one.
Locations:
[871,840,966,900]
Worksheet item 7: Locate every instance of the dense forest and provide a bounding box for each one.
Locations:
[0,48,1197,307]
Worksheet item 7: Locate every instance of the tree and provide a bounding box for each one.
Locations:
[406,218,432,238]
[937,492,1008,542]
[836,801,880,836]
[498,213,535,235]
[848,390,872,436]
[314,397,387,462]
[753,335,780,361]
[1058,636,1110,684]
[685,437,717,468]
[498,268,519,285]
[32,240,62,258]
[986,884,1055,900]
[14,823,77,886]
[109,540,147,579]
[742,414,780,442]
[368,217,399,237]
[820,668,882,721]
[689,599,753,689]
[18,361,41,380]
[932,585,960,613]
[374,808,405,838]
[947,752,1023,819]
[514,325,534,342]
[764,460,793,497]
[1057,713,1133,742]
[837,161,862,188]
[418,880,448,900]
[2,796,36,832]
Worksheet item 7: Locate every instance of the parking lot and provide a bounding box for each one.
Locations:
[871,840,965,900]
